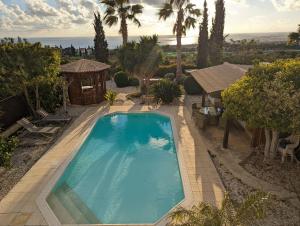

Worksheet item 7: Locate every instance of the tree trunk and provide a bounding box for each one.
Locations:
[120,15,128,46]
[176,10,183,79]
[223,119,230,149]
[270,130,279,159]
[23,85,36,116]
[264,128,271,161]
[35,84,40,110]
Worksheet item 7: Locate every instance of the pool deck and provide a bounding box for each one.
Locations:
[0,103,224,226]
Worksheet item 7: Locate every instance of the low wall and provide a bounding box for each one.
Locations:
[0,95,29,129]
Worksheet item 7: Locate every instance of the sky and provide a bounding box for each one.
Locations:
[0,0,299,38]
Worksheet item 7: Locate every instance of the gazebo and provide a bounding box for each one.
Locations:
[188,62,257,149]
[189,62,252,107]
[61,59,110,105]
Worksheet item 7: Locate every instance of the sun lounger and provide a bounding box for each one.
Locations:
[37,109,71,123]
[17,118,60,136]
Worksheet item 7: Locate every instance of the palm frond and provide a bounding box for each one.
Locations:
[131,4,143,15]
[128,16,141,27]
[104,6,116,19]
[118,5,130,14]
[219,193,237,225]
[101,0,116,7]
[173,23,177,35]
[158,3,174,20]
[104,15,118,26]
[184,16,196,29]
[235,191,271,225]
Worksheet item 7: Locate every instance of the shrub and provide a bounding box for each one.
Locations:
[104,90,117,105]
[177,74,188,85]
[128,77,140,87]
[38,82,63,113]
[184,76,203,95]
[114,71,129,87]
[150,79,182,104]
[182,64,197,71]
[156,64,197,77]
[168,191,271,226]
[0,137,18,168]
[156,64,177,77]
[164,73,176,81]
[29,81,63,113]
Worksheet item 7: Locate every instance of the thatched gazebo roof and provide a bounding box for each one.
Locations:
[189,62,252,94]
[60,59,110,74]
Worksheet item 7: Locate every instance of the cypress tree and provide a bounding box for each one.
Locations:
[94,11,109,63]
[197,0,209,68]
[209,0,225,66]
[70,44,76,56]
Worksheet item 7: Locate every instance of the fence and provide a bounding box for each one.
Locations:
[0,95,29,129]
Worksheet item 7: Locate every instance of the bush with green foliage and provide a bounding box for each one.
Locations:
[150,79,182,104]
[0,39,61,114]
[156,64,198,77]
[114,71,129,87]
[164,73,176,81]
[104,90,117,105]
[128,77,140,87]
[168,191,271,226]
[156,64,177,77]
[184,76,203,95]
[29,80,63,113]
[177,74,188,85]
[0,137,18,168]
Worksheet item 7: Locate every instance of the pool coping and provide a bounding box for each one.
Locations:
[36,109,194,226]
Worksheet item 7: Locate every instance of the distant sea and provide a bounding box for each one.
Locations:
[24,32,289,49]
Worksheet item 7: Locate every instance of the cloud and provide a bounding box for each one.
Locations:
[0,0,99,32]
[271,0,300,11]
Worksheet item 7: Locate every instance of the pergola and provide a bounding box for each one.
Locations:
[188,62,253,148]
[61,59,110,105]
[189,62,252,106]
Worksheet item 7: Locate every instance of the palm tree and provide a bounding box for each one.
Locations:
[158,0,201,79]
[101,0,143,46]
[167,192,270,226]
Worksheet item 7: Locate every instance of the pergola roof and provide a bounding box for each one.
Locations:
[60,59,110,74]
[189,62,252,94]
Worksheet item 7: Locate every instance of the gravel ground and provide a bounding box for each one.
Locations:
[242,152,300,193]
[211,154,300,226]
[0,121,72,201]
[0,144,49,201]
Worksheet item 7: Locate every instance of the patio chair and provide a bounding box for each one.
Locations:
[37,109,71,123]
[17,118,60,137]
[278,135,300,163]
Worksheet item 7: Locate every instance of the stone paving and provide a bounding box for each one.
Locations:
[0,101,224,226]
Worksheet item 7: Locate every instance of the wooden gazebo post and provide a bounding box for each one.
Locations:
[222,118,230,149]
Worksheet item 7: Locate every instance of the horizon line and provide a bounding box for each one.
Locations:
[0,31,291,39]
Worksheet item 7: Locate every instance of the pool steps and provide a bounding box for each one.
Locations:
[47,182,101,224]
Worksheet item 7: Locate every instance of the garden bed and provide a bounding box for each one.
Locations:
[241,152,300,194]
[211,154,300,226]
[0,122,71,201]
[0,144,49,200]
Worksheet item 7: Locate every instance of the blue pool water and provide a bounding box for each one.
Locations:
[47,113,184,224]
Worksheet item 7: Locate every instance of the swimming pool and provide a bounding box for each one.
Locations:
[47,113,184,224]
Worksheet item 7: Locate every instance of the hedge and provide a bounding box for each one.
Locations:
[184,76,203,95]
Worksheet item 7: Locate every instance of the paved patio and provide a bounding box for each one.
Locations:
[0,97,224,225]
